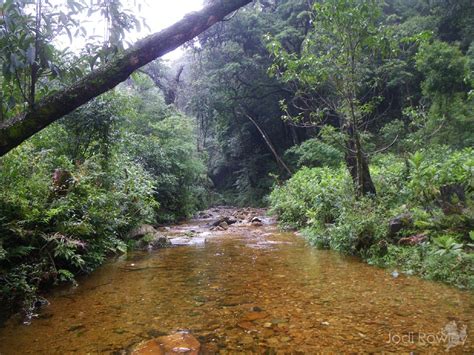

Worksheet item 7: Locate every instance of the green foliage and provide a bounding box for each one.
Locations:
[270,147,474,289]
[284,137,344,170]
[415,41,467,98]
[0,81,206,313]
[183,0,312,204]
[406,147,474,205]
[376,244,473,289]
[0,135,157,308]
[269,166,351,229]
[432,235,464,256]
[124,111,207,222]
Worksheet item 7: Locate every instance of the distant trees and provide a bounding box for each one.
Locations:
[181,0,314,203]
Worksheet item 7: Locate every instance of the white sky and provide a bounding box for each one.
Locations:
[134,0,204,60]
[55,0,204,61]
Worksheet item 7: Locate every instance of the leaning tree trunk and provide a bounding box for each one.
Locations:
[0,0,252,157]
[344,124,376,197]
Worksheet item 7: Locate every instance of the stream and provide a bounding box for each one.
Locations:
[0,207,472,353]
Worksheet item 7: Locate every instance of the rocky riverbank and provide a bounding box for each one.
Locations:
[128,206,271,251]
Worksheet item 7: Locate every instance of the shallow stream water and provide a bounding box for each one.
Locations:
[0,210,472,353]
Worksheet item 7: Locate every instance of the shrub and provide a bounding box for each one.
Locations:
[269,166,351,229]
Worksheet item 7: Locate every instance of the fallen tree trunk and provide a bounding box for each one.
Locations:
[0,0,252,157]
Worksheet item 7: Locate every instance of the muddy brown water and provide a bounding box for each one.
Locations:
[0,212,472,353]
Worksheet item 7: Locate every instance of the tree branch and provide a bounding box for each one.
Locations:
[0,0,253,157]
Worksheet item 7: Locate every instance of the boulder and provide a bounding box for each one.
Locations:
[137,235,171,251]
[148,236,172,250]
[227,217,238,225]
[210,215,238,227]
[128,224,158,240]
[388,213,413,237]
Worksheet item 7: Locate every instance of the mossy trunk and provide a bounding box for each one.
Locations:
[0,0,252,157]
[344,124,376,197]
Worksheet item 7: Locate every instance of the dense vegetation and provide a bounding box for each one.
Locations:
[0,0,473,320]
[264,0,474,288]
[0,80,207,319]
[0,0,208,318]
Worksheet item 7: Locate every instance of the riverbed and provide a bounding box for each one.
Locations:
[0,208,472,353]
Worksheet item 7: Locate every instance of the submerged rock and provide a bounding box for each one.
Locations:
[242,311,269,321]
[132,339,164,354]
[133,331,200,354]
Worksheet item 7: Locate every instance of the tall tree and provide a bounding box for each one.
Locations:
[268,0,398,196]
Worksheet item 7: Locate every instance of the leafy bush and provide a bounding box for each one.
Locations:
[0,139,157,310]
[284,137,344,170]
[269,166,351,229]
[123,93,208,222]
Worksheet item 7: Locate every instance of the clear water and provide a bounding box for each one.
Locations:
[0,215,472,353]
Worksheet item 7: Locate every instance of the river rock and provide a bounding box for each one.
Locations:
[251,217,263,227]
[169,236,206,246]
[148,236,172,250]
[133,332,200,355]
[197,211,212,219]
[136,234,171,250]
[242,311,269,321]
[128,224,158,240]
[219,221,229,230]
[209,214,238,227]
[188,237,206,246]
[169,237,192,246]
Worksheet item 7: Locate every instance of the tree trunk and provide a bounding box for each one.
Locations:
[0,0,252,157]
[344,124,376,196]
